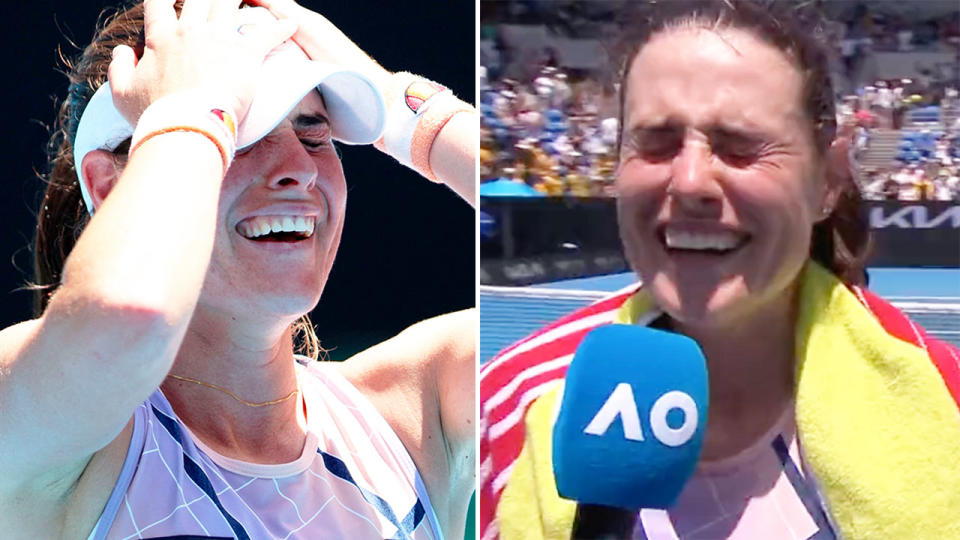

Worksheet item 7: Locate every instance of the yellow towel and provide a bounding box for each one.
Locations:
[496,261,960,539]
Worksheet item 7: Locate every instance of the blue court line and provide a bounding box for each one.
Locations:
[531,273,638,292]
[533,267,960,298]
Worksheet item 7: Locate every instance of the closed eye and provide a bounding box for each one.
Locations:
[292,111,333,153]
[297,127,334,154]
[623,126,683,162]
[708,129,766,167]
[712,141,761,166]
[300,138,329,150]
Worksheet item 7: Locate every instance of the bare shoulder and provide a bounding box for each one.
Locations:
[0,318,42,364]
[0,318,45,489]
[0,413,133,540]
[0,317,135,538]
[337,309,476,537]
[338,308,475,382]
[336,308,475,442]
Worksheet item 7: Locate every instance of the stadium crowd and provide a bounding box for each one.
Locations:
[845,84,960,201]
[480,1,960,201]
[480,66,620,197]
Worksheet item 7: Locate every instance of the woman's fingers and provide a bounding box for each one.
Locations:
[142,0,178,40]
[244,18,299,58]
[107,45,140,121]
[107,45,138,95]
[208,0,243,24]
[243,0,379,76]
[178,0,214,27]
[113,1,303,124]
[244,0,302,19]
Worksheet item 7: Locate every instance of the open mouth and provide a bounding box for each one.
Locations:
[658,226,750,256]
[236,215,317,243]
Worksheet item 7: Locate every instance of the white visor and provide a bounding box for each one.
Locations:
[72,8,385,215]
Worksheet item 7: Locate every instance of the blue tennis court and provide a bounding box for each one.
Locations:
[480,267,960,363]
[533,268,960,299]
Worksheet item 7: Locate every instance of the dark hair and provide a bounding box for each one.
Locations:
[34,1,323,358]
[614,0,871,285]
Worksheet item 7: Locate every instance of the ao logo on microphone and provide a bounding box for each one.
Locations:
[583,383,698,447]
[552,325,708,509]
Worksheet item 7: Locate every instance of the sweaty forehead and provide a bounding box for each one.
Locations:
[624,27,806,132]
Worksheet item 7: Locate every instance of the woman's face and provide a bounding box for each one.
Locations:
[201,90,346,323]
[616,27,830,329]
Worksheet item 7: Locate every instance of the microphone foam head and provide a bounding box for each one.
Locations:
[553,324,709,510]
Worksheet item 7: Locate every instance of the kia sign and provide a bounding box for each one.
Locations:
[868,201,960,267]
[870,204,960,229]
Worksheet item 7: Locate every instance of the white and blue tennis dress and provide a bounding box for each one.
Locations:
[87,357,443,539]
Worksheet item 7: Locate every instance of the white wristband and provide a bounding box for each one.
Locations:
[375,72,472,182]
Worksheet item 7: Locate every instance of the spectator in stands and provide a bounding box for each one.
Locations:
[895,164,919,200]
[881,173,901,199]
[480,2,960,539]
[892,80,908,128]
[860,169,883,200]
[876,80,894,127]
[933,169,955,200]
[896,21,915,51]
[917,175,936,200]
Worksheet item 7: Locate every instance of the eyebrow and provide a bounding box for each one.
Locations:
[626,120,684,135]
[292,113,330,130]
[625,121,768,142]
[705,126,767,144]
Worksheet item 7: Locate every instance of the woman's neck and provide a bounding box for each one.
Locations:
[159,310,309,464]
[673,288,798,462]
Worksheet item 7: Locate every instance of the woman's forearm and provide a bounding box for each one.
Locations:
[429,110,478,207]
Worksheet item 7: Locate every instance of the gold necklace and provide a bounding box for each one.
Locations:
[166,374,299,407]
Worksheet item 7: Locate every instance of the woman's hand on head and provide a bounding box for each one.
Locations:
[108,0,298,125]
[246,0,391,91]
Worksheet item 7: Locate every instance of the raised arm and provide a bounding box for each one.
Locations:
[250,0,478,207]
[428,110,478,205]
[0,0,295,493]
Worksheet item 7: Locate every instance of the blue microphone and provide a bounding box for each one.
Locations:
[552,324,708,537]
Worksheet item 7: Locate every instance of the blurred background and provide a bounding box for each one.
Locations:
[479,0,960,363]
